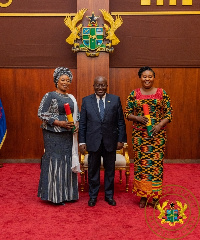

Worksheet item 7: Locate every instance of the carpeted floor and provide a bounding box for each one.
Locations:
[0,163,199,240]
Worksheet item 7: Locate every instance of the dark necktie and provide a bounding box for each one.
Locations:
[99,97,104,121]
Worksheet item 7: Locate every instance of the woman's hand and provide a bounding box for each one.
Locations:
[54,120,74,129]
[150,119,169,136]
[135,116,149,125]
[151,124,162,136]
[128,114,148,125]
[74,122,79,133]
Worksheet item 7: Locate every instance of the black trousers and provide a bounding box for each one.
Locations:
[88,140,116,199]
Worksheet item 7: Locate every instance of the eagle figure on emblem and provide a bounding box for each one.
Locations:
[100,9,123,45]
[157,200,169,220]
[64,8,87,44]
[176,201,187,220]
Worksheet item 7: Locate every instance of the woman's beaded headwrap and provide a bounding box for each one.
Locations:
[53,67,73,87]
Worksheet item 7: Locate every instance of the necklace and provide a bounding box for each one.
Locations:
[55,91,69,98]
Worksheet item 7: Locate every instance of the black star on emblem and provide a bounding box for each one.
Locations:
[170,202,175,209]
[87,12,99,25]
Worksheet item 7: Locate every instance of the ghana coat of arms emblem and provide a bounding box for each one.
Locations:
[64,9,123,57]
[157,200,188,226]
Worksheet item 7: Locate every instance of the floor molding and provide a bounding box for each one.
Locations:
[0,159,200,164]
[164,159,200,163]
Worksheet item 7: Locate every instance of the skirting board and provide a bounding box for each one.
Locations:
[0,159,200,164]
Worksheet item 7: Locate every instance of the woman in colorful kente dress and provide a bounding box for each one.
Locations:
[38,67,80,205]
[124,66,173,208]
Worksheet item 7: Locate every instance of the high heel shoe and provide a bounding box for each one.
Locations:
[151,198,159,209]
[139,197,147,208]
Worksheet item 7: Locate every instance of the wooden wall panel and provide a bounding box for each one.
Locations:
[77,0,109,107]
[109,68,139,160]
[77,54,109,107]
[109,1,200,67]
[0,0,77,68]
[0,68,199,160]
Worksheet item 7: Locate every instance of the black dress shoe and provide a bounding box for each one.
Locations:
[105,197,116,206]
[88,198,97,207]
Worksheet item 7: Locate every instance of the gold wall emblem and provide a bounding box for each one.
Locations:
[64,9,123,57]
[0,0,12,8]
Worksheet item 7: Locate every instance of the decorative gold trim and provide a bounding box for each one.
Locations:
[0,130,7,150]
[1,11,200,17]
[169,0,177,5]
[0,0,12,8]
[141,0,150,5]
[111,11,200,15]
[157,0,164,5]
[0,13,76,17]
[141,0,192,5]
[182,0,192,5]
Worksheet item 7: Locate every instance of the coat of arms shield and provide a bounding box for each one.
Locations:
[82,27,104,50]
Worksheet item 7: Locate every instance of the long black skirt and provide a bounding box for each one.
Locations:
[38,129,79,203]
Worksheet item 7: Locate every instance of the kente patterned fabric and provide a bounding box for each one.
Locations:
[124,88,173,199]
